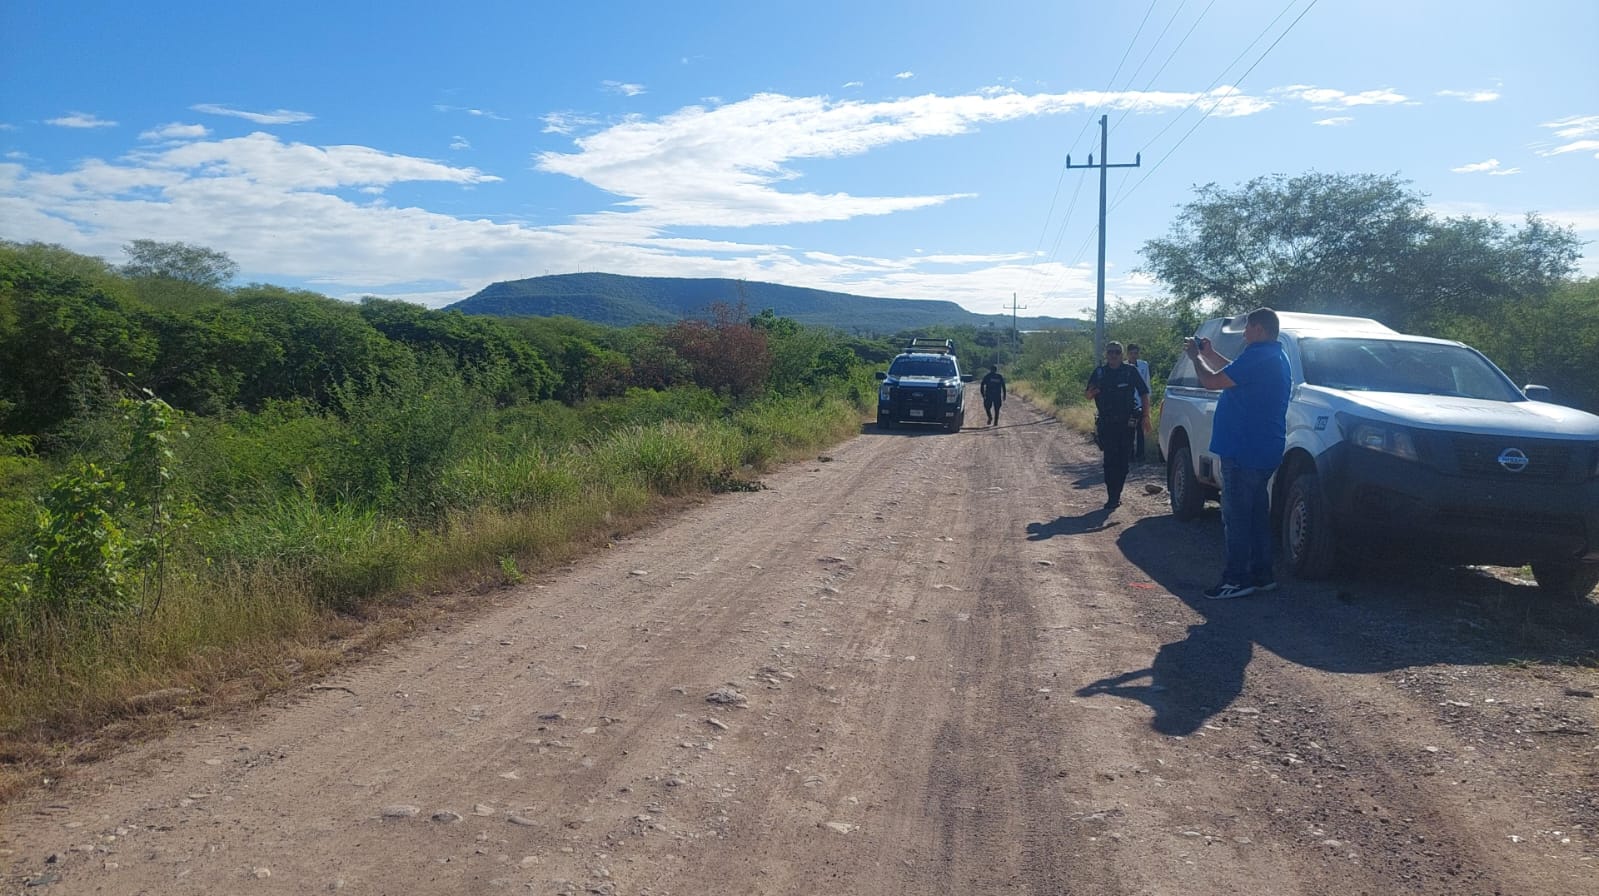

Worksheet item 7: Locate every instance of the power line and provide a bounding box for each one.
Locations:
[1043,0,1311,306]
[1025,0,1318,316]
[1118,0,1192,102]
[1019,0,1162,306]
[1111,0,1320,214]
[1111,0,1219,136]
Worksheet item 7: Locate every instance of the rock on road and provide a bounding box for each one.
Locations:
[3,397,1596,895]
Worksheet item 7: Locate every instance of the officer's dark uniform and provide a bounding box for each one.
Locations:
[1086,362,1149,507]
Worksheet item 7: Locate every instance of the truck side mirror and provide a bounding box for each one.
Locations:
[874,371,887,381]
[1523,384,1552,401]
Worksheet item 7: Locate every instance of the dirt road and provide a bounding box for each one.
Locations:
[4,397,1596,895]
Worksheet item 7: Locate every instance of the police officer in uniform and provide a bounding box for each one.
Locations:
[1084,341,1150,509]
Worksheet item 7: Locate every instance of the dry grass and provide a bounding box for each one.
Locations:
[0,402,858,805]
[0,496,680,804]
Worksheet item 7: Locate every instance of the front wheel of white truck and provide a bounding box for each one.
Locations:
[1168,442,1204,521]
[1282,470,1338,579]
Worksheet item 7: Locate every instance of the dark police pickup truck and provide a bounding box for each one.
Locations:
[875,338,975,433]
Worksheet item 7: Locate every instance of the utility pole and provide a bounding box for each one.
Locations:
[1066,115,1140,357]
[1003,292,1026,359]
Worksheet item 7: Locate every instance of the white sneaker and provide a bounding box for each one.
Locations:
[1203,582,1256,600]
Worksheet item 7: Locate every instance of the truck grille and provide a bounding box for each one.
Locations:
[1449,435,1571,481]
[891,387,944,406]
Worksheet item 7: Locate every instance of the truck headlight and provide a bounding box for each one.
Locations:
[945,385,960,402]
[1342,416,1419,461]
[878,384,892,401]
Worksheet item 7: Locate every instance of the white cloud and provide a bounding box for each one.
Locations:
[1542,115,1599,139]
[191,104,314,125]
[1540,139,1599,158]
[1452,159,1503,173]
[913,252,1032,265]
[434,104,508,121]
[139,122,210,141]
[1313,116,1353,126]
[1437,89,1499,103]
[843,81,864,89]
[132,132,501,191]
[0,85,1270,313]
[1538,116,1599,158]
[895,72,914,80]
[536,86,1275,234]
[542,112,598,135]
[602,80,647,97]
[1547,208,1599,231]
[47,112,117,129]
[450,136,471,151]
[1273,85,1409,108]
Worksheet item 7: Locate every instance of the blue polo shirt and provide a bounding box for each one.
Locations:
[1209,339,1291,470]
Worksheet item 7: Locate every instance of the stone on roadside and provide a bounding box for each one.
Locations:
[706,687,747,706]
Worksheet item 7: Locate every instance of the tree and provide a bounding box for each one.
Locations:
[121,240,239,288]
[662,303,771,398]
[1139,172,1581,332]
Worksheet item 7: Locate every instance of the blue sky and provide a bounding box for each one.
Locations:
[2,0,1596,319]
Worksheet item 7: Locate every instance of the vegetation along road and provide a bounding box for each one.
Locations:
[3,396,1596,895]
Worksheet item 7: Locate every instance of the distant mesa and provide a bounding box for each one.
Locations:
[445,272,1083,333]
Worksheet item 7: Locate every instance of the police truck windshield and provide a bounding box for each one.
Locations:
[888,358,957,378]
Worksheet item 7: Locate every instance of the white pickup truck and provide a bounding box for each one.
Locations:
[1157,311,1599,599]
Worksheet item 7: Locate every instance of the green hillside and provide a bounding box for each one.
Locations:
[448,272,1083,333]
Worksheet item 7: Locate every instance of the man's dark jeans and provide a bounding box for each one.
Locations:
[1220,457,1276,585]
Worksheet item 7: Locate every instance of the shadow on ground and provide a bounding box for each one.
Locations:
[1062,507,1599,737]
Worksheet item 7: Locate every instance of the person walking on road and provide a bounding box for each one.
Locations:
[1084,342,1149,510]
[1184,307,1292,600]
[1126,344,1151,462]
[980,365,1007,426]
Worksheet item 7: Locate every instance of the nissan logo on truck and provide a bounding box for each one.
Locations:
[1496,448,1529,473]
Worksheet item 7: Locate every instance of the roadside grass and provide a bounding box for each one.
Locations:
[1012,381,1099,436]
[0,391,867,801]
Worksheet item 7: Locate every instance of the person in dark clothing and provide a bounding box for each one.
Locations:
[1084,341,1150,509]
[980,366,1007,426]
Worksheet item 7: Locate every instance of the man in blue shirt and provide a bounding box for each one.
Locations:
[1184,307,1292,599]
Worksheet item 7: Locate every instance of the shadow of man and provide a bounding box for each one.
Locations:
[1075,619,1252,737]
[1026,508,1117,540]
